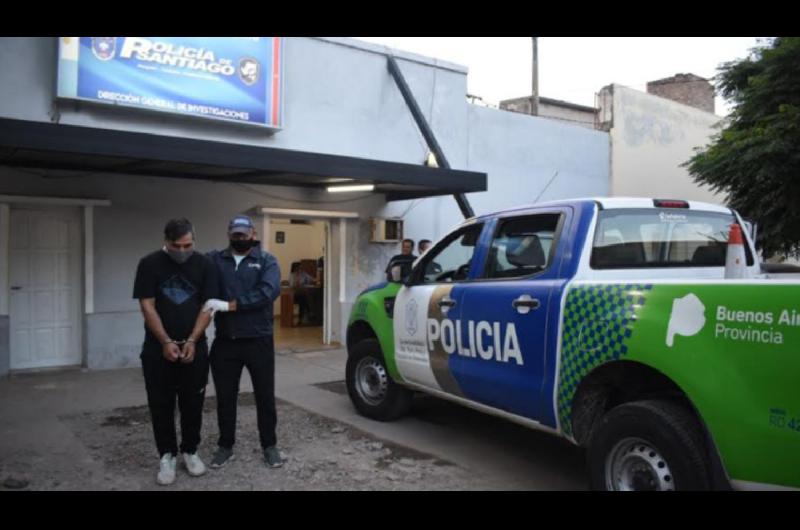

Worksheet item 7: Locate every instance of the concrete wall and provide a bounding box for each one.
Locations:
[500,97,596,129]
[538,102,596,129]
[604,85,724,202]
[382,104,611,243]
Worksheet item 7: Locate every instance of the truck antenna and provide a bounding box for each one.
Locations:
[533,170,560,203]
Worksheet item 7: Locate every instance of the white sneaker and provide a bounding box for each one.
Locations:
[182,452,207,477]
[157,454,177,485]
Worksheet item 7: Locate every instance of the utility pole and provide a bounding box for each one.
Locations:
[531,37,539,116]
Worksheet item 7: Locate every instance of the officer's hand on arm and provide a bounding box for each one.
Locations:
[202,298,231,316]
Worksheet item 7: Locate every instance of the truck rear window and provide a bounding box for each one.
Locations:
[591,208,754,269]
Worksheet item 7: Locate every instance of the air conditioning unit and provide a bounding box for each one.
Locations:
[370,217,403,243]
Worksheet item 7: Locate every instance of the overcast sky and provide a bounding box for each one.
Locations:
[356,37,768,116]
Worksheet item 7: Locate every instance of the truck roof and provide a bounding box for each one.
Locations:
[472,197,733,222]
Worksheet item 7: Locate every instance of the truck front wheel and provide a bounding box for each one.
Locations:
[587,400,711,491]
[346,339,412,421]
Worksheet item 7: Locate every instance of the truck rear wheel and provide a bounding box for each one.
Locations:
[346,338,412,421]
[587,400,711,491]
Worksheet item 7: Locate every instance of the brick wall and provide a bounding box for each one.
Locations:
[646,74,715,114]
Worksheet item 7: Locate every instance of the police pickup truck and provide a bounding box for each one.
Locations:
[345,198,800,491]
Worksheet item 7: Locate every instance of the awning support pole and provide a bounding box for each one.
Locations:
[386,55,475,219]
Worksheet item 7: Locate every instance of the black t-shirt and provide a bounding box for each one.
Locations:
[133,250,219,346]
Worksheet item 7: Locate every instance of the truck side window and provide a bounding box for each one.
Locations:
[416,223,484,284]
[483,214,561,279]
[591,209,755,269]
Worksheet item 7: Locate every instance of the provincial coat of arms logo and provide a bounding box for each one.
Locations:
[238,57,261,86]
[405,299,418,336]
[91,37,117,61]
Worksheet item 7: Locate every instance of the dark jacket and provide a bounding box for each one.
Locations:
[207,246,281,339]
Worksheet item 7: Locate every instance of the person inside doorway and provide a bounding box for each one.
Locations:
[290,261,315,325]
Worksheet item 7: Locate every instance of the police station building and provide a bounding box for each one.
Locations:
[0,37,609,376]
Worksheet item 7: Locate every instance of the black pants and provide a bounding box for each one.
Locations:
[294,291,310,323]
[210,336,277,450]
[140,341,209,457]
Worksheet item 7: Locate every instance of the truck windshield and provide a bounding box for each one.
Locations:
[591,208,754,269]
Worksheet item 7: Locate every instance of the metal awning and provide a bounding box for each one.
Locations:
[0,118,486,201]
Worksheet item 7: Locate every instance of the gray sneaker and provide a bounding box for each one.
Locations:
[210,446,234,468]
[156,453,177,485]
[263,446,284,468]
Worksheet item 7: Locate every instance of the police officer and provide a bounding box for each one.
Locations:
[202,215,284,468]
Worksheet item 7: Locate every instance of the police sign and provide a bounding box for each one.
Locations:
[57,37,284,129]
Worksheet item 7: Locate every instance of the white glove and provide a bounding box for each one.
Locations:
[202,299,230,316]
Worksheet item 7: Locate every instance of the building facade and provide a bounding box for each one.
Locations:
[596,83,723,202]
[0,37,610,376]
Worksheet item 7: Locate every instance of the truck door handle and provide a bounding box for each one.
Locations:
[512,295,540,314]
[438,297,456,309]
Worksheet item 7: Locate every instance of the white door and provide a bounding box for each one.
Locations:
[9,207,82,370]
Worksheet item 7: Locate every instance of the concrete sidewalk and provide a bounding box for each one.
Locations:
[0,348,586,490]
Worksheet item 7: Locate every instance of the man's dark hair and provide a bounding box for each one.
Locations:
[419,239,432,247]
[402,238,414,247]
[164,218,194,242]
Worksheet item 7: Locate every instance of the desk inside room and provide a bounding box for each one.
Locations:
[280,286,323,327]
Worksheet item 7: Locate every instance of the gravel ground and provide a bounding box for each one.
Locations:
[1,392,489,491]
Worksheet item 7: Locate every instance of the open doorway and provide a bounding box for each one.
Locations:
[268,218,327,352]
[255,206,358,353]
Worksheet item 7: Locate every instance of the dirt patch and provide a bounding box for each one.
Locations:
[2,393,482,490]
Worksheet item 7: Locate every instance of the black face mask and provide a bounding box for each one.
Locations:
[230,239,257,253]
[164,246,194,265]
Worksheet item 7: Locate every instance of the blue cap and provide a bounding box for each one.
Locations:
[228,215,255,234]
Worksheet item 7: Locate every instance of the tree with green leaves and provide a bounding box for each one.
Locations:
[685,37,800,258]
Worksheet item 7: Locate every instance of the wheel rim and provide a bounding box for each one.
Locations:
[354,357,388,406]
[605,437,675,491]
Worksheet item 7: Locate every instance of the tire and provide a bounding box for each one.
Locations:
[346,338,413,421]
[587,400,711,491]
